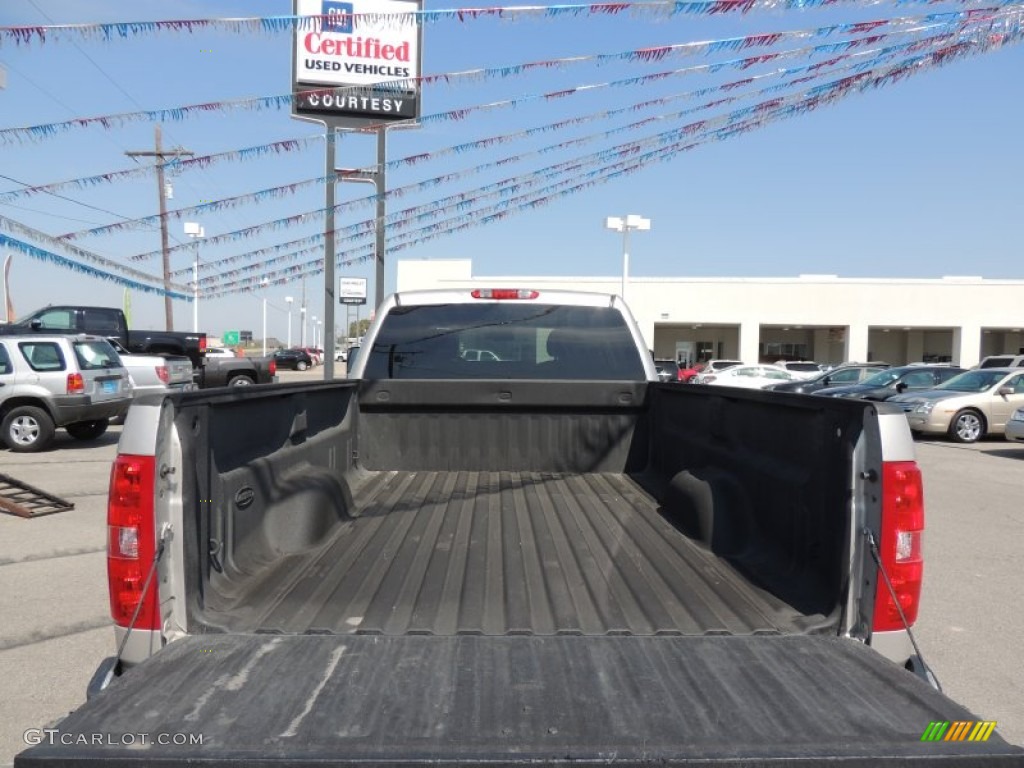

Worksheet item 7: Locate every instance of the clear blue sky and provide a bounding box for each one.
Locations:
[1,0,1022,340]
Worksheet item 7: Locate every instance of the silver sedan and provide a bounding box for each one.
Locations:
[889,368,1024,443]
[1007,407,1024,443]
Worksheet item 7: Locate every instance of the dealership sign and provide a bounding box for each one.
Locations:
[339,277,368,305]
[292,0,422,126]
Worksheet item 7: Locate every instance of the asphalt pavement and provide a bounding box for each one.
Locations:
[0,390,1021,765]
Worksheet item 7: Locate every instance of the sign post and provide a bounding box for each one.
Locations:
[292,0,422,381]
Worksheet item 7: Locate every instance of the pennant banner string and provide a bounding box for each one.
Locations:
[2,7,1015,145]
[128,11,1018,264]
[59,41,916,243]
[195,43,947,286]
[2,0,1021,47]
[202,30,1021,290]
[0,215,190,289]
[205,30,1024,296]
[58,9,998,244]
[0,136,323,203]
[3,7,1007,203]
[0,234,191,299]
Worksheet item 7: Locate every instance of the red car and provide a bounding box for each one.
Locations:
[301,347,322,365]
[679,362,706,383]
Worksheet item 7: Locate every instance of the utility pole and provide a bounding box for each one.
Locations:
[125,125,193,330]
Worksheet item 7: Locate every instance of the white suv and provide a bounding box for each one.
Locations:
[692,359,744,384]
[0,334,131,452]
[977,354,1024,369]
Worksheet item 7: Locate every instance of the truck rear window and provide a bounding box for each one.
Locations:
[363,303,646,380]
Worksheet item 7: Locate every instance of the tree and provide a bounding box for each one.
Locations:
[347,318,371,338]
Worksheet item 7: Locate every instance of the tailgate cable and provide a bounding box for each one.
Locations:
[113,524,171,671]
[863,527,941,691]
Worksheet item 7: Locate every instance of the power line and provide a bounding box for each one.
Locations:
[0,200,105,226]
[0,172,142,221]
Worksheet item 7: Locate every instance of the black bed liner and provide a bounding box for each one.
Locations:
[205,471,817,636]
[17,634,1022,767]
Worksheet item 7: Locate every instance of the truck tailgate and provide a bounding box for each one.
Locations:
[16,635,1021,767]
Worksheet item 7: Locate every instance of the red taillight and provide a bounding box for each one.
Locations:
[199,337,207,352]
[269,360,277,376]
[470,289,539,300]
[107,455,160,630]
[873,461,924,632]
[155,366,170,384]
[66,373,84,394]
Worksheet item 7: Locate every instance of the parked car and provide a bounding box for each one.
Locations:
[0,304,207,371]
[200,356,277,388]
[701,364,800,389]
[765,363,891,394]
[775,361,826,380]
[107,339,194,398]
[653,358,683,382]
[301,347,322,365]
[0,334,131,452]
[691,359,743,384]
[205,346,237,359]
[1006,406,1024,443]
[813,365,965,401]
[334,348,347,363]
[105,339,193,423]
[976,354,1024,369]
[274,348,314,371]
[889,367,1024,443]
[678,361,705,383]
[462,348,505,362]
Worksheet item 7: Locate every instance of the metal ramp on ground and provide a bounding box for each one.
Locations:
[0,472,75,518]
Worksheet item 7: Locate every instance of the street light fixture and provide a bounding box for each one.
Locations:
[285,296,294,348]
[184,221,204,332]
[604,214,651,305]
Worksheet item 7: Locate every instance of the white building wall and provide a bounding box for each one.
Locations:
[395,261,1024,367]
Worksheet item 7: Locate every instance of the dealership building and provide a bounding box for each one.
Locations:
[396,259,1023,368]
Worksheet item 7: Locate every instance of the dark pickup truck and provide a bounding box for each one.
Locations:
[15,290,1021,767]
[0,305,207,371]
[199,355,277,388]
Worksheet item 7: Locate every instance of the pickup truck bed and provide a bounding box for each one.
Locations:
[214,469,810,637]
[195,380,846,640]
[18,634,1021,766]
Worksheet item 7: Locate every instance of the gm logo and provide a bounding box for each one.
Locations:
[323,1,354,34]
[921,721,998,742]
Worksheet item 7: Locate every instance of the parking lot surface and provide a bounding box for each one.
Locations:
[1,405,1021,765]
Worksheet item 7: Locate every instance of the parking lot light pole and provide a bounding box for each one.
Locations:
[261,278,269,357]
[184,222,204,332]
[285,296,293,348]
[604,214,651,305]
